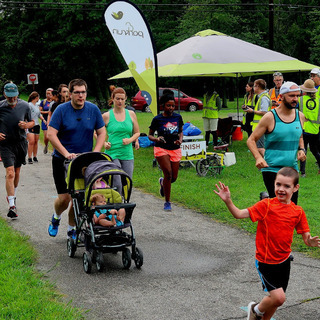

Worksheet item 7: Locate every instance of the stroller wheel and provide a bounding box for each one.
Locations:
[133,247,143,269]
[67,238,77,258]
[122,248,132,269]
[83,251,93,274]
[96,251,105,272]
[196,158,210,176]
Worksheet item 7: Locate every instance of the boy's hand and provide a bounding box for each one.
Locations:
[214,181,231,202]
[309,235,320,247]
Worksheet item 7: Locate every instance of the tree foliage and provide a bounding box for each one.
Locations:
[0,0,319,98]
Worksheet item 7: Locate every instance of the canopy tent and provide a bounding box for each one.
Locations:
[109,29,319,79]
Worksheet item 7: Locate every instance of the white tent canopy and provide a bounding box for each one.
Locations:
[110,29,319,79]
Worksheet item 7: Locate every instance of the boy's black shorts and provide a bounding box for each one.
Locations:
[256,256,291,292]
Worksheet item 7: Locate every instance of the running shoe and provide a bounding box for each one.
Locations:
[67,229,77,240]
[43,145,48,154]
[7,206,18,219]
[164,201,172,211]
[247,302,262,320]
[159,177,164,197]
[28,158,33,164]
[48,215,60,237]
[33,157,38,163]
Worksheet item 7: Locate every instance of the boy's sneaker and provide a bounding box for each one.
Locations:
[33,157,38,163]
[43,145,48,154]
[28,158,33,164]
[48,215,60,237]
[159,177,164,197]
[247,302,262,320]
[164,201,172,211]
[67,229,77,240]
[7,206,18,219]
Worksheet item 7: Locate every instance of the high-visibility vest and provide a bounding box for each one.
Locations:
[202,92,219,118]
[299,95,320,134]
[243,93,256,124]
[251,92,271,131]
[269,87,281,109]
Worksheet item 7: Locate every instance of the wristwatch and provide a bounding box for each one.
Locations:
[298,147,307,154]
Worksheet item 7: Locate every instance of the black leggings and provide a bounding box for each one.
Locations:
[262,171,298,204]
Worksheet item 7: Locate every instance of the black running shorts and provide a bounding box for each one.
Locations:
[256,256,291,293]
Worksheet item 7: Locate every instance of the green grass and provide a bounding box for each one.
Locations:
[133,109,320,259]
[0,219,86,319]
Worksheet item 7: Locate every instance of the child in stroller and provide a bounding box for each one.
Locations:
[66,152,143,273]
[90,193,125,227]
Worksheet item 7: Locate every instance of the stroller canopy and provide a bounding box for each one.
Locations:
[84,160,133,205]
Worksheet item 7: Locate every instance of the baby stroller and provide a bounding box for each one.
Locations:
[66,152,143,274]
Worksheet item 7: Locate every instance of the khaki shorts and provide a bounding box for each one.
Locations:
[203,118,218,131]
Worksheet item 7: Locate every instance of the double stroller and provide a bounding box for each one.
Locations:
[66,152,143,274]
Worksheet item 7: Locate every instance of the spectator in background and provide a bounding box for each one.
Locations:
[310,68,320,97]
[27,91,46,164]
[244,79,271,156]
[241,81,256,137]
[269,72,284,109]
[298,79,320,177]
[40,87,53,154]
[202,82,222,148]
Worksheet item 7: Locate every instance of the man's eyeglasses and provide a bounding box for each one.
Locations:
[72,91,87,95]
[273,72,283,77]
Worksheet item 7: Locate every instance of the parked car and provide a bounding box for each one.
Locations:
[131,88,203,112]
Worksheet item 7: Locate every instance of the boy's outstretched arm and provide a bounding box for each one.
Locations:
[214,181,250,219]
[302,232,320,247]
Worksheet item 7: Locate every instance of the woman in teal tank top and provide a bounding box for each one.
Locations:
[102,87,140,192]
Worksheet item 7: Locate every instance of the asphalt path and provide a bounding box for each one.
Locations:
[0,151,319,320]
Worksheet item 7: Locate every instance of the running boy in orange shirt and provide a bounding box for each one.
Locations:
[214,167,320,320]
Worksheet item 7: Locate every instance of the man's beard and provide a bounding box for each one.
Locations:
[283,96,297,109]
[7,98,18,106]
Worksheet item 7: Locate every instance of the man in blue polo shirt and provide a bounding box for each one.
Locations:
[47,79,106,239]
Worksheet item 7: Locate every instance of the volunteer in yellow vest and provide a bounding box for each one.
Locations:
[202,84,222,148]
[269,72,284,109]
[299,79,320,177]
[241,81,256,137]
[244,79,271,156]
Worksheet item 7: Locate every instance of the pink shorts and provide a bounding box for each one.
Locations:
[154,147,182,162]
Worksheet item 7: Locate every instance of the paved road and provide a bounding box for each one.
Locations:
[0,151,319,320]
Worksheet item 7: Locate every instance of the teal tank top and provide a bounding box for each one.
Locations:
[262,109,302,173]
[105,109,134,160]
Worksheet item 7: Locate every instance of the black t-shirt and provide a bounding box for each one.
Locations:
[0,99,32,145]
[149,112,184,150]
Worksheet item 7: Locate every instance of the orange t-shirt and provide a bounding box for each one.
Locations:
[248,198,310,264]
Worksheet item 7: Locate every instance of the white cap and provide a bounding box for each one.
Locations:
[310,68,320,76]
[279,81,300,95]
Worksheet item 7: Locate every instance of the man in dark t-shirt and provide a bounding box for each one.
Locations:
[0,83,34,218]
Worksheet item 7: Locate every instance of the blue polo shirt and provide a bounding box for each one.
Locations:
[49,101,105,158]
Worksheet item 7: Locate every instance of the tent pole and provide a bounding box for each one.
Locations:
[177,77,181,114]
[236,74,240,121]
